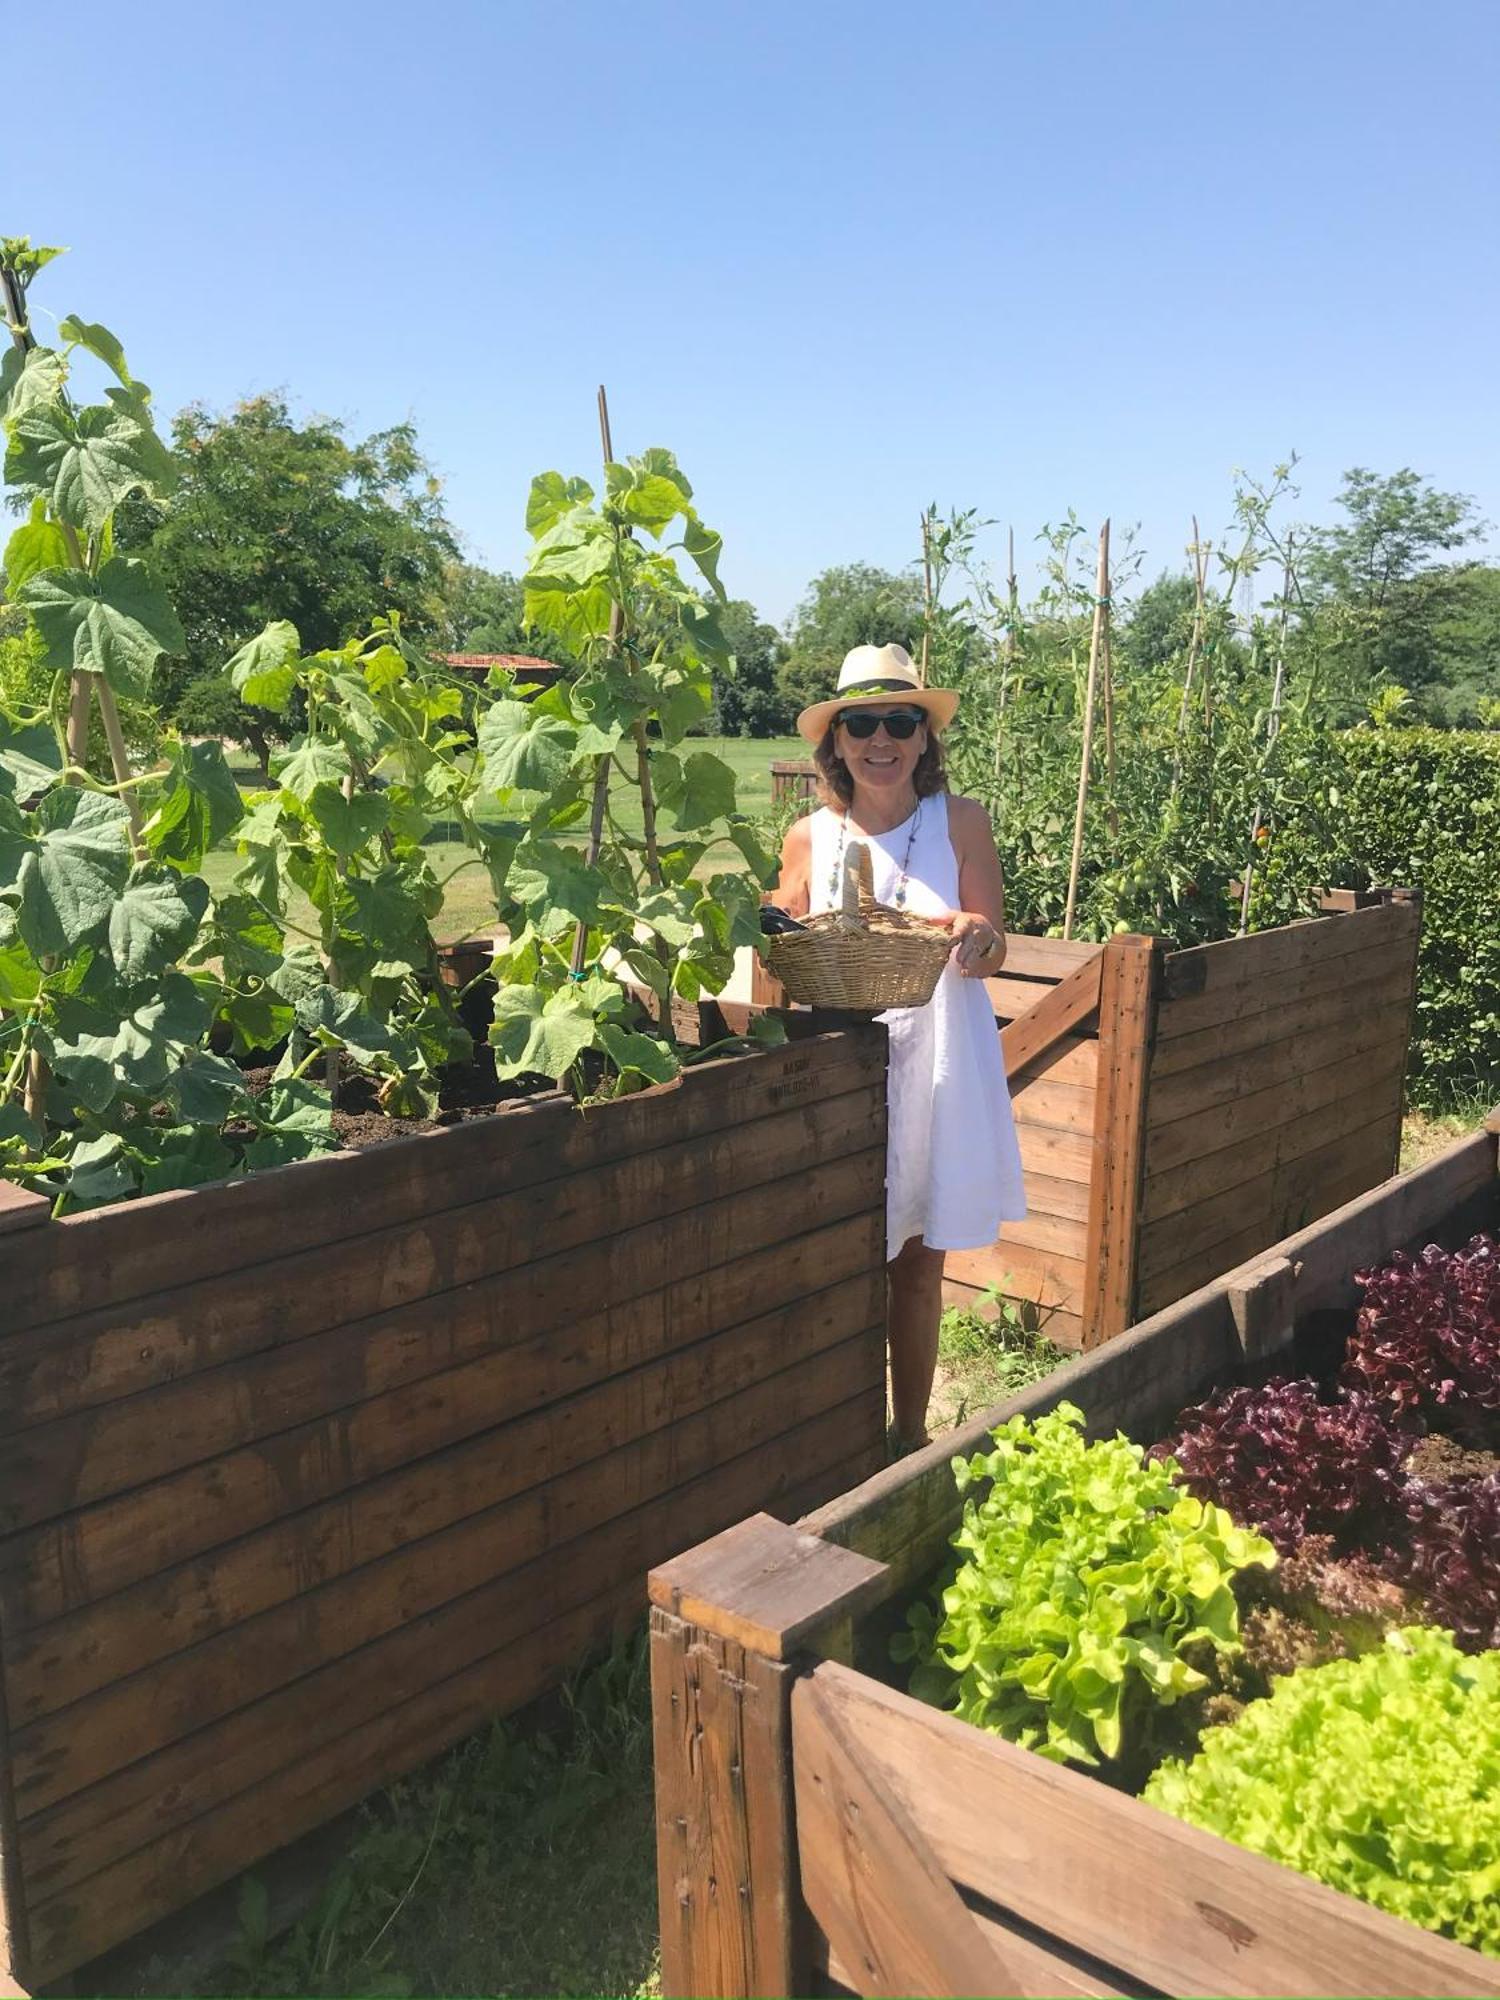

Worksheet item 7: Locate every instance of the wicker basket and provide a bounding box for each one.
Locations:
[765,841,951,1011]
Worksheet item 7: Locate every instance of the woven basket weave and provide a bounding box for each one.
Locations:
[765,841,951,1011]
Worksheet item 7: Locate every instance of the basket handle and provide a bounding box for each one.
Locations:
[840,840,875,925]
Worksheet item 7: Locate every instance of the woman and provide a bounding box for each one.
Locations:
[776,643,1026,1449]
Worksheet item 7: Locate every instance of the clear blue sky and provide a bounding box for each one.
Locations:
[11,0,1498,624]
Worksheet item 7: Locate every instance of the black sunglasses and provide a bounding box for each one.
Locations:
[837,707,926,740]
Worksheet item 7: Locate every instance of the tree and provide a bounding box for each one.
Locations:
[441,563,531,654]
[776,562,924,716]
[1117,571,1199,676]
[1303,468,1487,708]
[119,395,460,750]
[710,597,790,735]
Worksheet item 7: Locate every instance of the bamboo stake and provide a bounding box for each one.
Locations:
[1063,520,1109,940]
[1101,544,1117,841]
[1238,538,1295,935]
[919,510,934,687]
[1169,517,1209,799]
[994,525,1016,781]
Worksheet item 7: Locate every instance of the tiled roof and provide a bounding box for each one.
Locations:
[443,652,561,672]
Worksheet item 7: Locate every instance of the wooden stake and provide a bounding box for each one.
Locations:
[95,681,146,853]
[1238,538,1295,935]
[1063,521,1109,941]
[995,526,1016,780]
[919,510,934,687]
[1101,550,1117,842]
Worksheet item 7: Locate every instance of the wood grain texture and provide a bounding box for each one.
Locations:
[793,1674,1020,1999]
[1147,944,1416,1080]
[817,1664,1498,1998]
[0,1149,886,1626]
[1081,936,1158,1346]
[999,954,1104,1073]
[1155,904,1417,1040]
[0,1062,884,1444]
[21,1375,883,1908]
[0,1030,883,1334]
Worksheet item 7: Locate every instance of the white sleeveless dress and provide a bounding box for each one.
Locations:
[808,795,1027,1260]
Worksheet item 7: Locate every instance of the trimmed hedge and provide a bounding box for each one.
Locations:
[1263,729,1500,1105]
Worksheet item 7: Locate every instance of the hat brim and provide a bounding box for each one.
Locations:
[796,685,959,746]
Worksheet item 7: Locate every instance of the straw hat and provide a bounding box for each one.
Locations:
[795,643,959,745]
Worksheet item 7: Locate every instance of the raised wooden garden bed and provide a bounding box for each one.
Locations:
[649,1111,1500,1999]
[948,889,1422,1349]
[0,1028,889,1989]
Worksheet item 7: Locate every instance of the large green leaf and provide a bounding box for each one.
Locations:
[3,498,70,589]
[272,733,353,800]
[17,787,131,954]
[596,1021,679,1086]
[227,620,301,712]
[524,513,617,595]
[58,316,135,387]
[306,780,390,864]
[478,701,577,799]
[136,1125,236,1195]
[64,1132,136,1207]
[681,513,726,598]
[164,1050,247,1124]
[525,471,593,537]
[506,839,610,934]
[49,972,212,1109]
[21,557,185,697]
[5,396,174,533]
[0,346,66,427]
[0,711,63,800]
[143,739,245,871]
[489,984,600,1082]
[108,867,211,980]
[654,749,737,830]
[606,455,691,537]
[243,1077,336,1170]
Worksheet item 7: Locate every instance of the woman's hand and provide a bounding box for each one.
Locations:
[946,910,1005,978]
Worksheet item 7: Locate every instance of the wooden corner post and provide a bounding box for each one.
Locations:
[1081,932,1161,1347]
[648,1514,888,1999]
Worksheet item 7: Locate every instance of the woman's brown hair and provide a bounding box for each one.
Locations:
[812,721,949,810]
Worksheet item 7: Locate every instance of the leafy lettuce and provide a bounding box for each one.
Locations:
[894,1403,1275,1768]
[1145,1628,1500,1957]
[1342,1234,1500,1444]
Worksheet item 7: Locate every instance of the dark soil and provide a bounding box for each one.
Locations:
[241,1058,556,1152]
[1405,1431,1500,1484]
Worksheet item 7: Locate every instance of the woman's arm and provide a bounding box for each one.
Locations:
[946,795,1008,977]
[775,813,813,918]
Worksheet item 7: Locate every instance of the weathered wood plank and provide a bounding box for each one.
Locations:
[20,1366,884,1905]
[0,1147,885,1628]
[986,1208,1088,1258]
[1147,945,1415,1079]
[1155,905,1417,1040]
[10,1300,885,1816]
[1159,899,1414,1004]
[994,935,1102,979]
[0,1031,884,1334]
[0,1060,885,1438]
[652,1619,802,2000]
[944,1242,1085,1312]
[1145,1039,1407,1177]
[1137,1115,1397,1289]
[0,1087,883,1529]
[1006,1032,1098,1090]
[1016,1121,1095,1183]
[1081,936,1158,1346]
[650,1514,887,1663]
[1147,995,1414,1129]
[999,954,1104,1074]
[4,1221,886,1716]
[1008,1073,1098,1136]
[793,1675,1018,1999]
[819,1664,1498,1998]
[20,1436,874,1986]
[0,1183,48,1238]
[1141,1054,1405,1225]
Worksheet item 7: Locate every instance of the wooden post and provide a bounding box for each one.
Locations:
[1063,520,1109,940]
[1081,932,1160,1346]
[570,385,625,978]
[918,510,934,687]
[649,1513,887,2000]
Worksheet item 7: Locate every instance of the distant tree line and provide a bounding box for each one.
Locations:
[8,392,1490,744]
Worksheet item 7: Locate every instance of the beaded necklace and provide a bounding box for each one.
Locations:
[828,799,922,911]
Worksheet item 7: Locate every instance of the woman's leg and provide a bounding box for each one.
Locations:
[888,1235,946,1444]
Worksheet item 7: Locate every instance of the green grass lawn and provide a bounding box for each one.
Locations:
[216,737,808,945]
